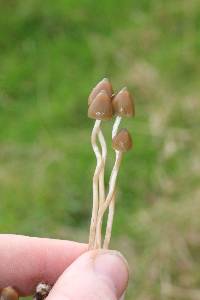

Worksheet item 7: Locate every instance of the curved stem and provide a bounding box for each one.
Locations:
[95,129,107,248]
[103,189,116,249]
[88,120,102,249]
[96,150,123,247]
[102,116,122,249]
[112,116,122,138]
[98,130,107,209]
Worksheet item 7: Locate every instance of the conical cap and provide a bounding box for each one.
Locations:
[112,128,132,152]
[112,87,135,117]
[88,90,113,120]
[88,78,113,106]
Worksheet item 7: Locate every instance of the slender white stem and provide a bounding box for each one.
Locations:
[112,116,122,138]
[96,150,123,247]
[103,116,122,249]
[98,130,107,208]
[103,190,116,249]
[95,129,107,248]
[88,120,102,249]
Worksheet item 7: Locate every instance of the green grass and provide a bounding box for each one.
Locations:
[0,0,200,299]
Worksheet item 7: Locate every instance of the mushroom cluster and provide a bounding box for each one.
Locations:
[88,78,135,249]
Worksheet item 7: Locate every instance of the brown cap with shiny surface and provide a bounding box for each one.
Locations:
[0,287,19,300]
[112,87,135,117]
[112,128,132,152]
[88,78,113,106]
[88,90,113,120]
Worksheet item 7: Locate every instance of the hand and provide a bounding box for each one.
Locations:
[0,235,129,300]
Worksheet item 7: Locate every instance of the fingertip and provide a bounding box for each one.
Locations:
[47,249,129,300]
[93,250,129,298]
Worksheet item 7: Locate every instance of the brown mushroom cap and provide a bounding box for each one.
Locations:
[0,287,19,300]
[112,87,135,117]
[112,128,132,152]
[88,78,113,106]
[88,90,113,120]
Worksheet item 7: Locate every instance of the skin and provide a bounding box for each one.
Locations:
[0,235,129,300]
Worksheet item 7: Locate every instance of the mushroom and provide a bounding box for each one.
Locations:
[88,90,113,249]
[112,87,134,138]
[0,287,19,300]
[95,88,134,248]
[96,128,133,249]
[88,78,113,106]
[112,128,133,152]
[89,79,113,231]
[88,90,113,120]
[102,87,135,248]
[112,87,135,118]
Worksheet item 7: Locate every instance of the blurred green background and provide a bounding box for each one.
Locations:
[0,0,200,299]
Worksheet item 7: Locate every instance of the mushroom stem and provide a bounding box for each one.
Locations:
[96,150,123,248]
[103,190,116,249]
[112,116,122,138]
[95,129,107,248]
[88,119,103,249]
[98,130,107,209]
[102,116,122,249]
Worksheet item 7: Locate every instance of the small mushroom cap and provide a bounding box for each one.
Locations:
[112,128,132,152]
[88,78,113,106]
[112,87,135,117]
[0,287,19,300]
[88,90,113,120]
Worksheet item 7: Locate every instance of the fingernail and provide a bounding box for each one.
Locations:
[94,250,129,298]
